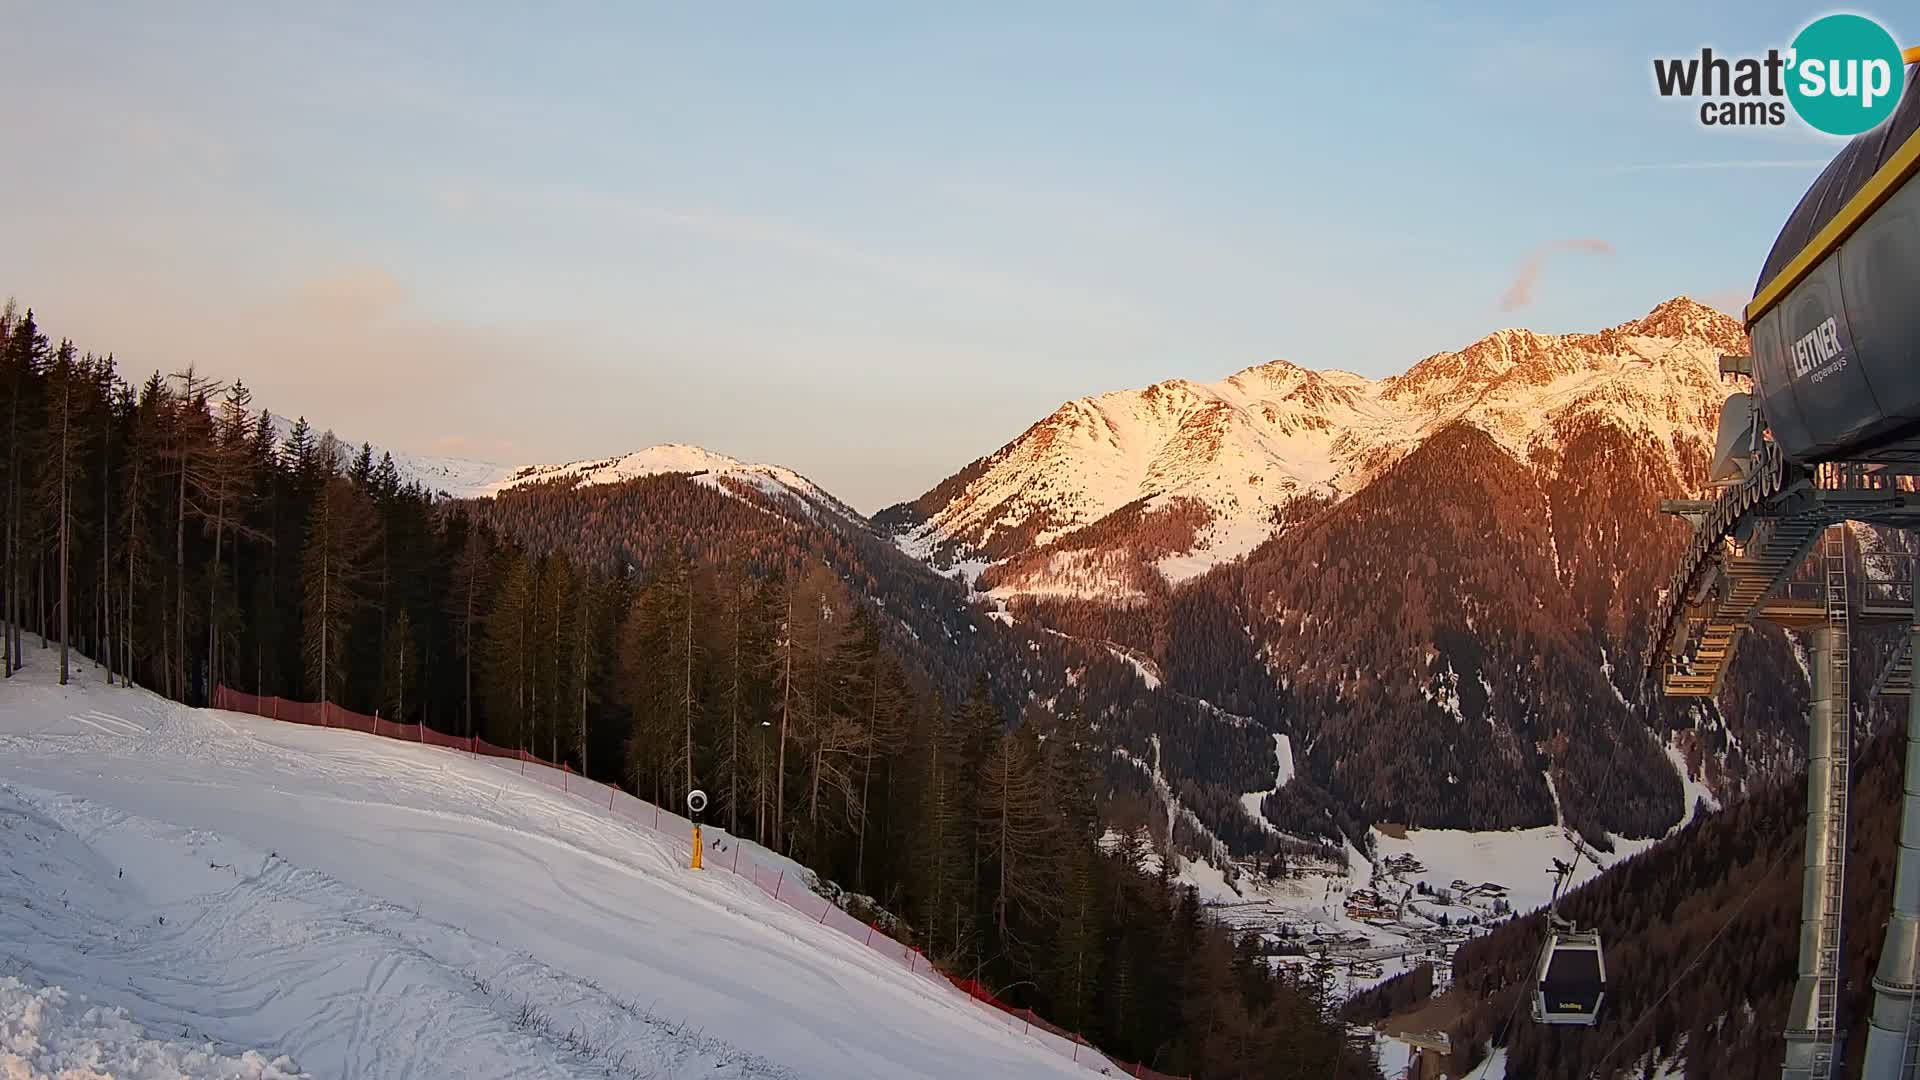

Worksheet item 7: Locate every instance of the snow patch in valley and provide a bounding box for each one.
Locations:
[1238,734,1294,835]
[1368,824,1623,916]
[1108,646,1162,690]
[1665,738,1721,831]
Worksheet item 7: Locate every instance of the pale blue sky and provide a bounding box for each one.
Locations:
[0,2,1887,510]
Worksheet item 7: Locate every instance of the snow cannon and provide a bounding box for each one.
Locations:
[1747,55,1920,465]
[687,789,708,870]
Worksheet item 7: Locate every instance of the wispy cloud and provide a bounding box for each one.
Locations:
[1500,239,1615,312]
[432,182,1142,324]
[1610,160,1828,173]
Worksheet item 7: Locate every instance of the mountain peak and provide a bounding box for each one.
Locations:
[473,443,859,520]
[899,297,1742,598]
[1621,296,1746,350]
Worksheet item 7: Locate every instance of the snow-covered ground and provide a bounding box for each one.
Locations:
[1237,734,1293,835]
[0,976,306,1079]
[0,660,1107,1079]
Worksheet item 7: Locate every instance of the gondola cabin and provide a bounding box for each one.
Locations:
[1532,930,1606,1027]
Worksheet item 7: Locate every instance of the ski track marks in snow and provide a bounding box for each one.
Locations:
[0,664,1098,1080]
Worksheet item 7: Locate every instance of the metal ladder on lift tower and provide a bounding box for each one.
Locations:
[1900,547,1920,1080]
[1813,522,1853,1080]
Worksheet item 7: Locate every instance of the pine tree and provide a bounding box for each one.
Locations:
[3,309,49,675]
[92,354,121,676]
[38,341,86,683]
[617,554,705,807]
[165,366,222,701]
[382,607,416,722]
[301,468,376,708]
[448,525,489,737]
[482,551,534,748]
[120,373,167,688]
[204,380,263,691]
[534,554,575,763]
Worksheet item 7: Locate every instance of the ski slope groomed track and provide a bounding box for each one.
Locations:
[0,660,1118,1079]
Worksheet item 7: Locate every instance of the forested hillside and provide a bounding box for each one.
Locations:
[0,303,1375,1079]
[1420,719,1911,1079]
[906,299,1813,846]
[467,459,1322,868]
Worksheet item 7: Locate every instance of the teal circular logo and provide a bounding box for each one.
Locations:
[1787,14,1906,136]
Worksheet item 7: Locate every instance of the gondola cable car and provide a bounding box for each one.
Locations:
[1531,858,1607,1027]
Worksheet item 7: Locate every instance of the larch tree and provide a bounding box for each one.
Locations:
[854,638,910,893]
[714,567,770,838]
[979,725,1058,951]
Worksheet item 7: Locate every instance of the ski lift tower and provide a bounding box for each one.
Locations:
[1648,59,1920,1080]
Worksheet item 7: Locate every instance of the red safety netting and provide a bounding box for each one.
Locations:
[209,685,1186,1080]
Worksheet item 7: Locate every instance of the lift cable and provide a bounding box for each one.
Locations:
[1586,840,1796,1079]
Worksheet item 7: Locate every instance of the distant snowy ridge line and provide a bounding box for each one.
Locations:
[208,686,1161,1080]
[261,411,850,519]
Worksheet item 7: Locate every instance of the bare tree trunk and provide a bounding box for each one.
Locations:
[319,522,329,709]
[124,454,139,688]
[464,582,474,739]
[4,515,13,676]
[552,611,560,764]
[99,407,109,673]
[57,387,69,685]
[174,437,186,701]
[683,574,694,800]
[207,488,222,695]
[729,584,741,837]
[5,357,18,678]
[998,749,1010,938]
[577,591,590,776]
[776,585,794,848]
[857,665,878,893]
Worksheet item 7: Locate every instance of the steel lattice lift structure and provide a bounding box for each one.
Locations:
[1648,51,1920,1080]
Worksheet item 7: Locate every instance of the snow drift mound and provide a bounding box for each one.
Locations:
[0,977,306,1080]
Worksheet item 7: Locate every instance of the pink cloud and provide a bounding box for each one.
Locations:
[1499,239,1616,312]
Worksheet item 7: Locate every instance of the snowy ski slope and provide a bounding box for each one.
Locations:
[0,661,1107,1079]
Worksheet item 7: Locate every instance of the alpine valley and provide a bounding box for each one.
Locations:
[406,297,1810,871]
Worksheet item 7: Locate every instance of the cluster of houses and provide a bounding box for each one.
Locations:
[1344,887,1397,922]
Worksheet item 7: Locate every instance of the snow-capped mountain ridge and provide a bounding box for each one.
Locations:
[475,443,859,519]
[261,415,854,521]
[892,297,1745,598]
